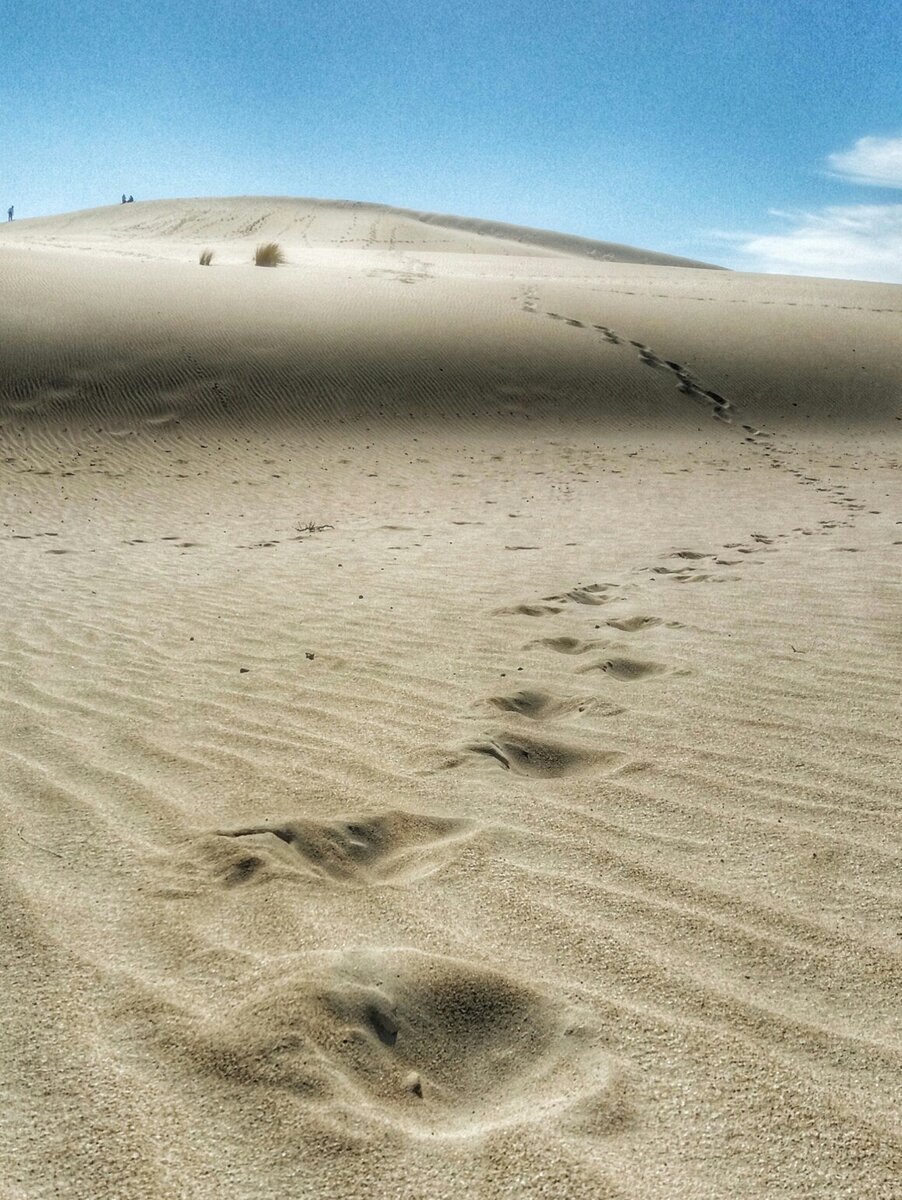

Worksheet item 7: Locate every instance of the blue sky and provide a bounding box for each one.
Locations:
[3,0,902,280]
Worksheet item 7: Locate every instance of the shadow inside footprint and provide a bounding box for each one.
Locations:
[484,689,601,720]
[545,583,618,606]
[527,636,599,654]
[604,616,663,633]
[495,604,563,617]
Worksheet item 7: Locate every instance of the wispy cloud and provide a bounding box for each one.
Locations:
[827,135,902,188]
[714,134,902,281]
[717,205,902,283]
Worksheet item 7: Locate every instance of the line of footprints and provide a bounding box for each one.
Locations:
[459,574,685,781]
[534,304,869,527]
[447,301,874,779]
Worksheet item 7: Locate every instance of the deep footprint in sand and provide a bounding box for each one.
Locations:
[483,689,621,721]
[527,635,601,654]
[495,603,564,617]
[163,810,477,890]
[175,948,625,1136]
[461,732,625,777]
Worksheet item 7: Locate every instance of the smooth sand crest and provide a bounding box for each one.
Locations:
[1,199,900,1199]
[0,195,724,267]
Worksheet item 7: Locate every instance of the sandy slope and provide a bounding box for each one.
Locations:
[0,199,900,1200]
[0,196,722,266]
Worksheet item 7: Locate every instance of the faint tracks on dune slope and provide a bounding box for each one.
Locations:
[536,304,871,540]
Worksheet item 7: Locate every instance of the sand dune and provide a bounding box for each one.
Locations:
[1,199,900,1199]
[0,195,722,266]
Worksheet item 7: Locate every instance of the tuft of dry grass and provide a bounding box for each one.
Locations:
[199,248,214,266]
[254,242,285,267]
[296,521,333,535]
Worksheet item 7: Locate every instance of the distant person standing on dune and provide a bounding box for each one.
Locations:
[7,206,12,221]
[121,194,126,204]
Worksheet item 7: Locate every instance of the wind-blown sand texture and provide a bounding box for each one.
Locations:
[1,198,900,1199]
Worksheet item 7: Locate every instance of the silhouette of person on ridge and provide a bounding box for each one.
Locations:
[122,194,126,204]
[7,206,12,222]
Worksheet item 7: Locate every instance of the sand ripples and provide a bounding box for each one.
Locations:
[1,204,900,1197]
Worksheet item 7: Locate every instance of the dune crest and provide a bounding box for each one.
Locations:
[1,194,723,267]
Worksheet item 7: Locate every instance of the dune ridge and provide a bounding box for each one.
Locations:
[1,199,900,1199]
[1,195,722,267]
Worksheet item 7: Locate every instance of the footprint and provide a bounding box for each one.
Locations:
[495,604,563,617]
[579,657,669,682]
[519,287,539,313]
[463,733,624,778]
[180,948,625,1136]
[483,689,611,721]
[527,636,599,654]
[604,616,664,633]
[545,583,618,606]
[556,589,610,606]
[167,811,476,889]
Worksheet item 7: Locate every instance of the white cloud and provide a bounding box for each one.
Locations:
[712,134,902,281]
[717,205,902,283]
[827,135,902,188]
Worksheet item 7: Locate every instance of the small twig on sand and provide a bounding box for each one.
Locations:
[17,827,65,859]
[296,521,334,535]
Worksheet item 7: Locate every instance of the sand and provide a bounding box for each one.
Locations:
[0,197,900,1199]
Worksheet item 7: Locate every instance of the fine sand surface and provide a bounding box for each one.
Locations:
[1,198,900,1199]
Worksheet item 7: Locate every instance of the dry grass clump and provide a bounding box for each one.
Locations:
[296,521,333,535]
[254,242,285,267]
[199,248,214,266]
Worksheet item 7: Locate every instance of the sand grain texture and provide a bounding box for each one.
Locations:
[1,198,900,1199]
